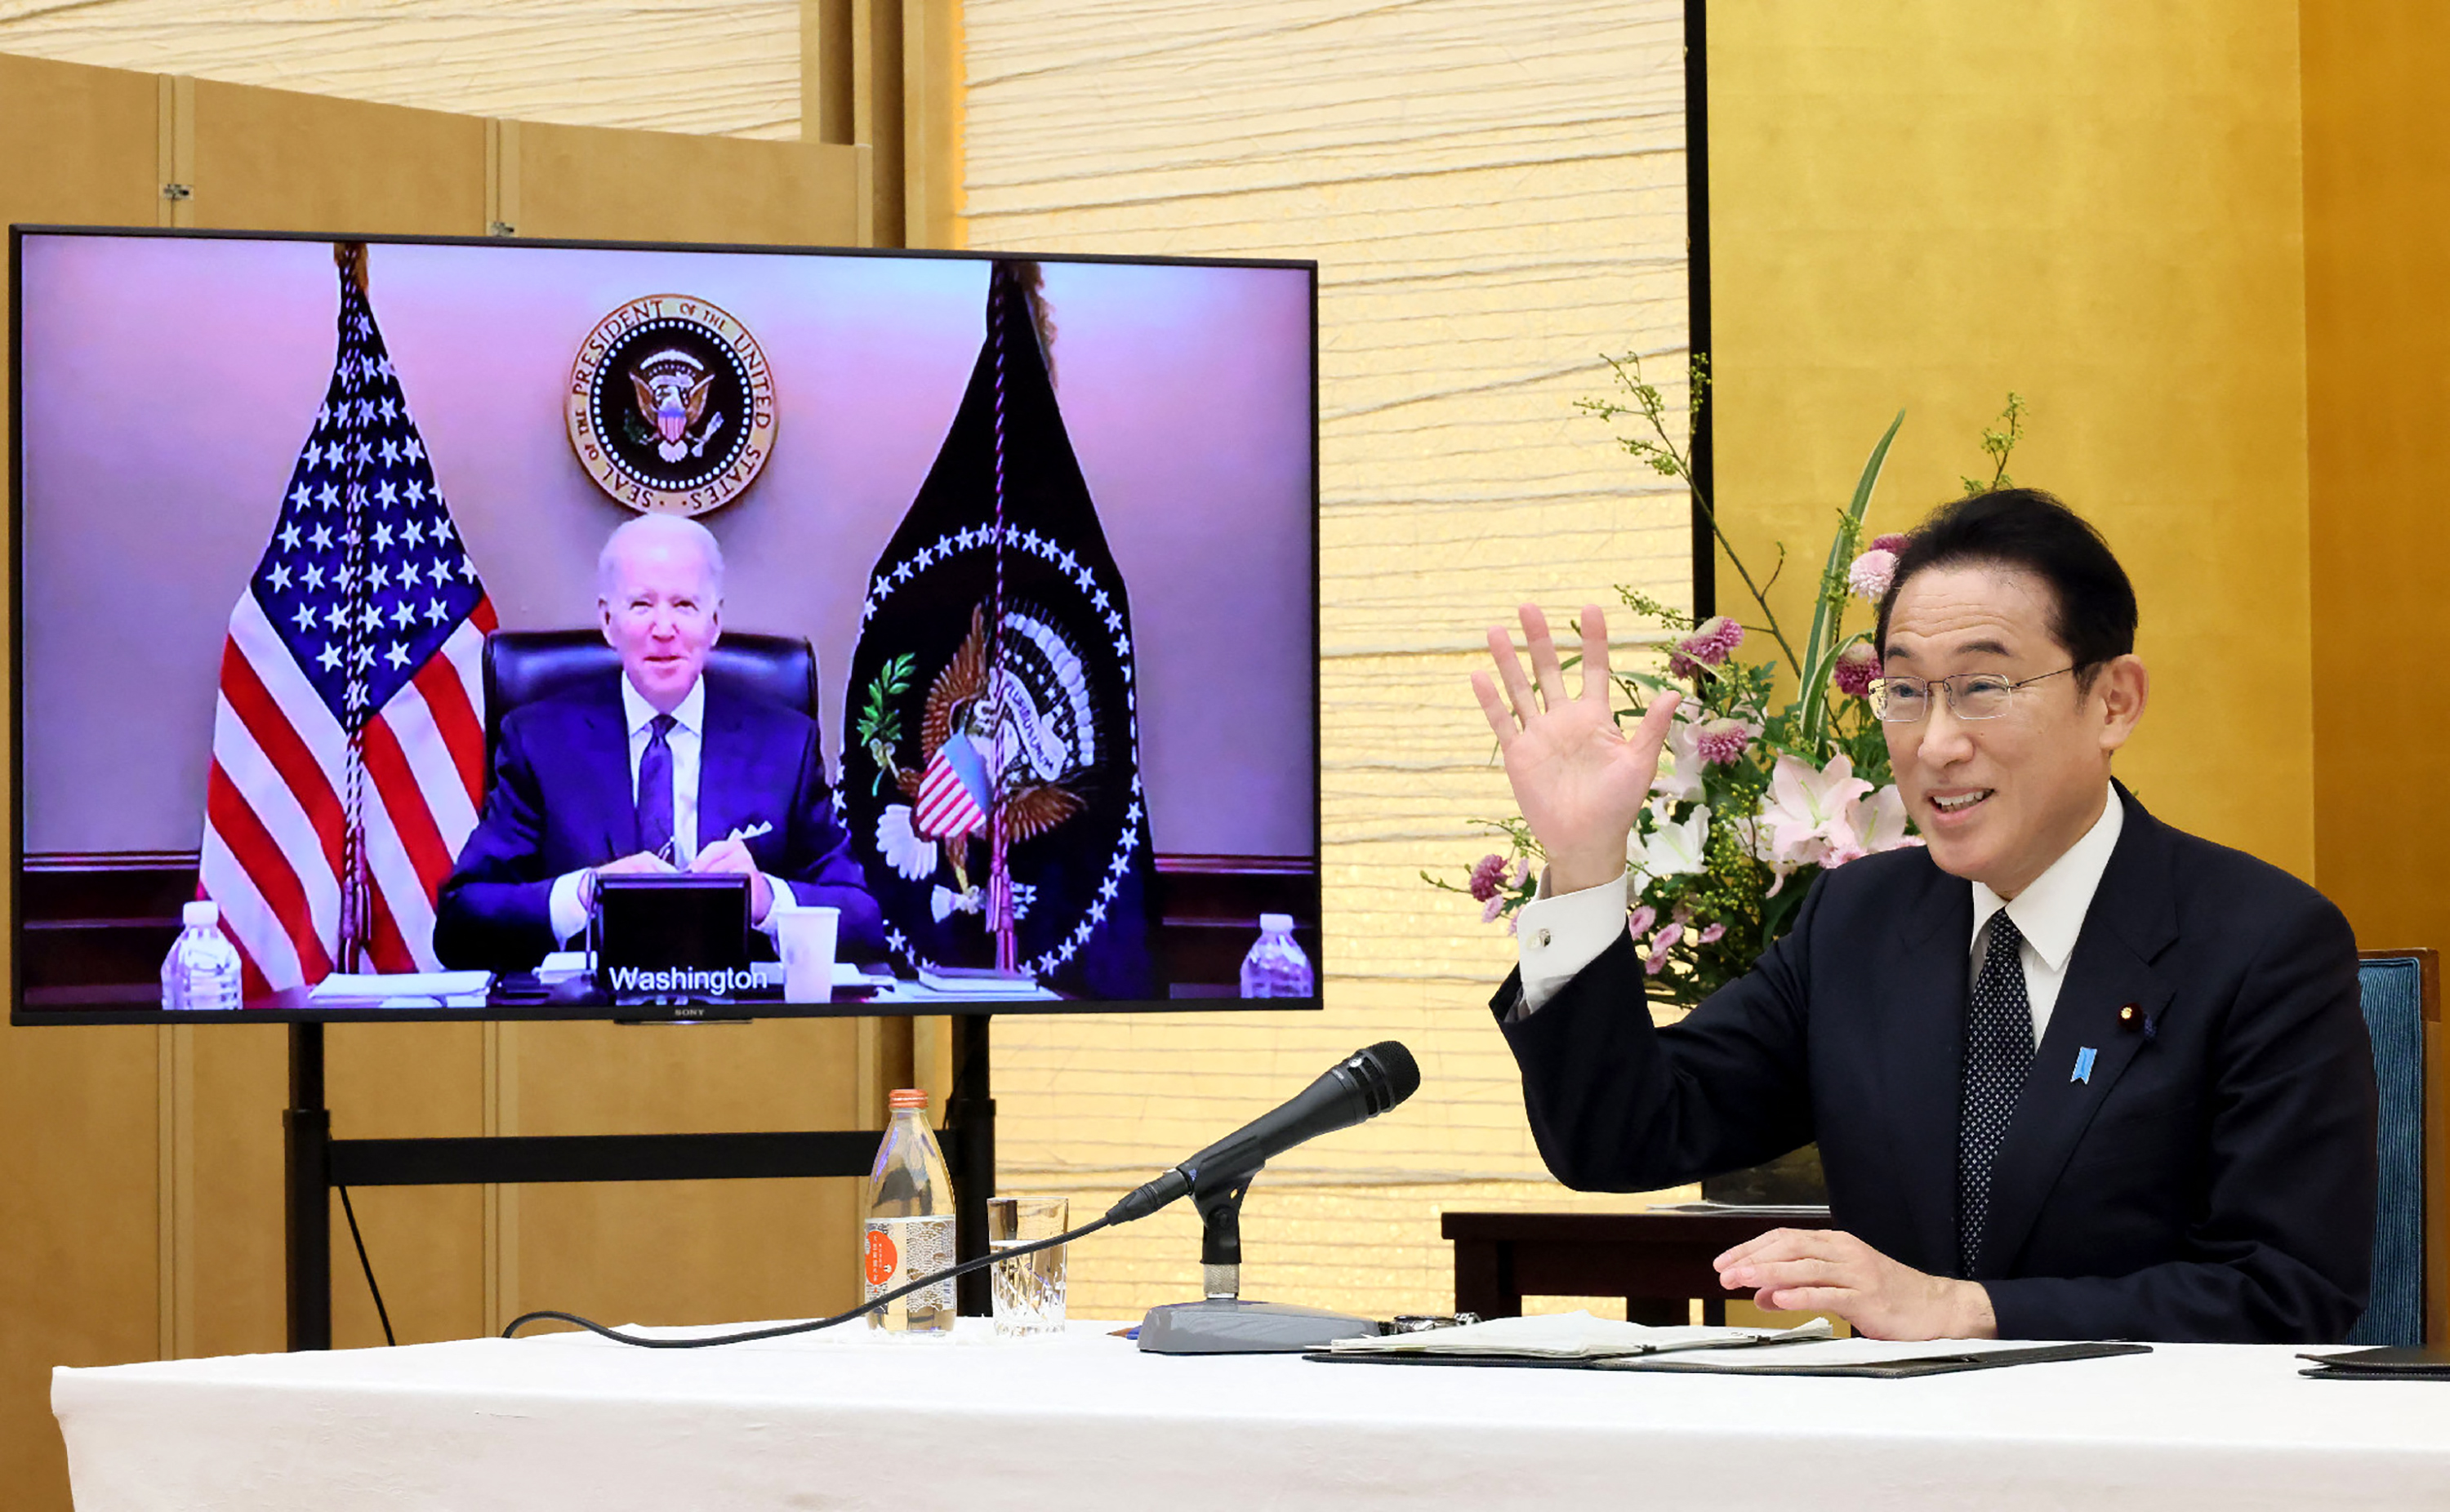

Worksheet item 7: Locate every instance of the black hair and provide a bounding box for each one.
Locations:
[1873,487,2137,686]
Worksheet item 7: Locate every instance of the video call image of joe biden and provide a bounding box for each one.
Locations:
[434,514,884,971]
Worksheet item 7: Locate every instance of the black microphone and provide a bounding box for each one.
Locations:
[1107,1041,1420,1225]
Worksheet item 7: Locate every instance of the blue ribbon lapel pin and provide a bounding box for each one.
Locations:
[2071,1046,2099,1084]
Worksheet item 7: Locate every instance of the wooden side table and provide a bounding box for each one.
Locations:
[1442,1210,1836,1327]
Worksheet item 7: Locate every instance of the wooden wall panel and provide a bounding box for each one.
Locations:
[507,1019,865,1330]
[3,48,875,1507]
[189,78,487,236]
[0,53,189,1512]
[511,120,862,246]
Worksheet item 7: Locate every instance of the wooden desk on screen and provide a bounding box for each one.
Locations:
[1442,1209,1838,1327]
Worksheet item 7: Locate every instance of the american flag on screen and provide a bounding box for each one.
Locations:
[198,242,497,998]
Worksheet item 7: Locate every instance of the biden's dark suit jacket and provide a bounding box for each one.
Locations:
[1496,785,2377,1343]
[434,676,884,972]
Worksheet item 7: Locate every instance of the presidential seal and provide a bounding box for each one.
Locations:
[567,295,776,515]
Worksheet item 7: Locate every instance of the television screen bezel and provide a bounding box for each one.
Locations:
[9,223,1322,1024]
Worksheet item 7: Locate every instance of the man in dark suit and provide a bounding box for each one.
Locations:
[434,514,883,972]
[1472,490,2375,1343]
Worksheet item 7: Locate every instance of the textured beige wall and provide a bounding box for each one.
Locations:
[964,0,1698,1321]
[0,1,801,138]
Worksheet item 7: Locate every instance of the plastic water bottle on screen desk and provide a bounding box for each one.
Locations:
[159,901,243,1012]
[864,1088,956,1335]
[1240,913,1315,998]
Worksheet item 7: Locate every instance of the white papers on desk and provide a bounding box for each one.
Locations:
[1595,1336,2032,1371]
[306,971,492,1008]
[1326,1310,1833,1360]
[915,966,1042,996]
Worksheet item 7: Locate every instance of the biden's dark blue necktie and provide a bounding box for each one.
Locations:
[1958,910,2034,1275]
[635,713,676,859]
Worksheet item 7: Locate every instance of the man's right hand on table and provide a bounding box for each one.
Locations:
[581,850,676,912]
[1472,603,1681,896]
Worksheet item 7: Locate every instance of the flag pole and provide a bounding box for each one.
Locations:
[987,265,1018,975]
[332,241,374,974]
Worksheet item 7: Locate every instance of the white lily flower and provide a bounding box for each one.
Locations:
[1634,798,1711,880]
[1760,752,1873,868]
[1849,783,1922,854]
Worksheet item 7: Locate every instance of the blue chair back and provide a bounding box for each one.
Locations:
[2347,953,2430,1345]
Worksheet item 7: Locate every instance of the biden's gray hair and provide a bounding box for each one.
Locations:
[597,514,725,599]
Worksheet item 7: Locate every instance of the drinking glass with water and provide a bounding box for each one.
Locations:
[987,1195,1069,1337]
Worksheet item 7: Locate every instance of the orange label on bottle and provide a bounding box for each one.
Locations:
[865,1229,898,1287]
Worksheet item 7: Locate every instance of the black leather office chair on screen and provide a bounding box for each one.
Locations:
[479,629,822,774]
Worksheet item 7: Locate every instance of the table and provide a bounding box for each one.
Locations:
[52,1319,2450,1510]
[1446,1209,1837,1325]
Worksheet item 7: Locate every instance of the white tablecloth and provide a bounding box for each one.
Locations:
[52,1319,2450,1510]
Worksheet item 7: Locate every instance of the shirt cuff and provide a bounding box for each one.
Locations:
[752,873,796,933]
[1514,869,1632,1017]
[547,869,589,945]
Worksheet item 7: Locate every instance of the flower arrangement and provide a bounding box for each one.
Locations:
[1436,363,2025,1008]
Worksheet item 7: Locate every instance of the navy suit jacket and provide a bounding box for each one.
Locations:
[1496,786,2377,1343]
[434,676,884,972]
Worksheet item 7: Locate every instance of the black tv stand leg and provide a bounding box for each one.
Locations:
[947,1012,996,1318]
[286,1021,332,1351]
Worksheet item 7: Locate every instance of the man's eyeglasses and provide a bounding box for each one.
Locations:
[1865,667,2075,723]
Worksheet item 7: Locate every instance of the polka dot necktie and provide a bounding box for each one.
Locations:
[1957,911,2034,1276]
[635,713,676,859]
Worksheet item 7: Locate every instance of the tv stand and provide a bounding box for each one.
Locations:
[281,1015,997,1350]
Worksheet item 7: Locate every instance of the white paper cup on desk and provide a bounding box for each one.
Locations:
[771,905,839,1002]
[988,1195,1069,1337]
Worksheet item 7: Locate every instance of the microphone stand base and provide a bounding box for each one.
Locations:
[1135,1297,1379,1355]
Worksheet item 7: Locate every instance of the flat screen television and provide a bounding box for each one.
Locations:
[10,227,1318,1022]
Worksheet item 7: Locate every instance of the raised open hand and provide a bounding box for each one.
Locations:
[1471,604,1679,896]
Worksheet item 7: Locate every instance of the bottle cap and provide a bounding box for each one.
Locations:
[182,901,219,928]
[1260,913,1294,933]
[889,1088,929,1110]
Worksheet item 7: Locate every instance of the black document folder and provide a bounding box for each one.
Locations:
[1306,1340,2151,1378]
[2299,1346,2450,1381]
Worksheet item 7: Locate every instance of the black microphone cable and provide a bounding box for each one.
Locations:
[501,1212,1114,1349]
[500,1040,1419,1350]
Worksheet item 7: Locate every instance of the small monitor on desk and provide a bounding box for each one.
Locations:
[590,874,752,1003]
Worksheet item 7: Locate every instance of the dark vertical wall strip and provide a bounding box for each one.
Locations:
[1684,0,1714,617]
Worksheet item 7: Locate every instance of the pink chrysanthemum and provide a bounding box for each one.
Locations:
[1671,616,1744,679]
[1846,549,1899,601]
[1695,717,1752,767]
[1869,532,1910,555]
[1831,641,1881,699]
[1481,895,1506,923]
[1688,615,1744,663]
[1467,852,1508,902]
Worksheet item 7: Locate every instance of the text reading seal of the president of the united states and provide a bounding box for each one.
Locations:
[567,294,777,516]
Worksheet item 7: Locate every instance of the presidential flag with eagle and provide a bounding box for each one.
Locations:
[199,242,495,998]
[844,260,1161,999]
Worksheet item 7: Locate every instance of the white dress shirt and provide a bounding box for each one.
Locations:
[1514,783,2125,1044]
[546,676,788,943]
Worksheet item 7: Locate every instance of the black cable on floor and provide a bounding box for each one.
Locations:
[336,1183,397,1347]
[503,1215,1112,1349]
